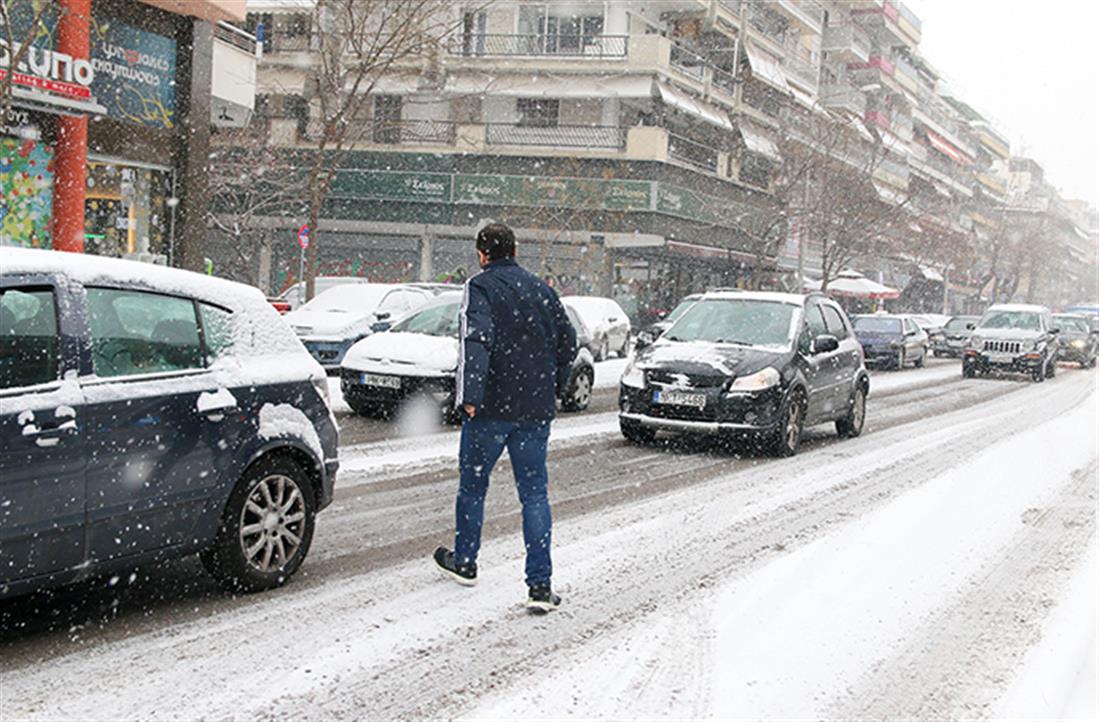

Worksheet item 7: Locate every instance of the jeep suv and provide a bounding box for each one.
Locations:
[1,248,338,599]
[963,304,1060,381]
[618,292,870,456]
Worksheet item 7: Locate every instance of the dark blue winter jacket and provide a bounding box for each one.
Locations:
[457,257,577,422]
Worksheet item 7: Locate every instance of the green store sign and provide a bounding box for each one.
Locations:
[327,169,764,230]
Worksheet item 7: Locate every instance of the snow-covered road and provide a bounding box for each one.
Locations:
[1,366,1094,720]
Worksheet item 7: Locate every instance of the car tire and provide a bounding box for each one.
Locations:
[620,418,655,445]
[915,349,926,368]
[1031,359,1046,382]
[897,349,906,370]
[561,368,594,412]
[1046,356,1056,378]
[933,350,944,358]
[836,384,866,439]
[201,455,316,593]
[770,389,805,457]
[962,362,977,379]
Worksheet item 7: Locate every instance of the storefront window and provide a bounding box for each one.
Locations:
[83,160,174,260]
[0,136,55,248]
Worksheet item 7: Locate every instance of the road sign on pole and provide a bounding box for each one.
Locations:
[297,224,310,249]
[297,225,310,306]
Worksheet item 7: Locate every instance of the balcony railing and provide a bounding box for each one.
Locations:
[668,133,720,174]
[822,23,872,61]
[370,119,455,145]
[485,123,626,150]
[746,1,789,45]
[670,41,708,81]
[711,66,739,98]
[262,30,316,54]
[783,50,819,89]
[448,33,628,58]
[719,0,743,15]
[819,84,866,115]
[778,0,825,31]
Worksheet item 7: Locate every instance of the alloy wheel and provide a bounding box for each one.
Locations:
[785,399,802,450]
[238,474,307,573]
[851,387,866,431]
[573,371,592,408]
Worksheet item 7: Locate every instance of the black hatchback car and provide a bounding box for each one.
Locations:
[619,291,869,456]
[1,248,338,599]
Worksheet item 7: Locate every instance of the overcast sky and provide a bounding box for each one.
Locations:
[905,0,1099,207]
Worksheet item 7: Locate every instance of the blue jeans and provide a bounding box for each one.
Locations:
[454,418,553,587]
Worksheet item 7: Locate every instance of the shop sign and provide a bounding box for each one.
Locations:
[0,38,96,102]
[453,174,652,212]
[1,107,40,139]
[90,21,177,129]
[330,170,452,202]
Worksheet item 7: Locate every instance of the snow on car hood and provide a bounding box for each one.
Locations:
[284,307,376,340]
[636,340,783,379]
[342,332,458,376]
[972,328,1045,341]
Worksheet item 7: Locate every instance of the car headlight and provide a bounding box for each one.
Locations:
[969,335,983,348]
[729,367,780,392]
[620,361,646,388]
[1072,339,1086,349]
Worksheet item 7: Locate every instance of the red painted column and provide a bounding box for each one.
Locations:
[51,0,92,253]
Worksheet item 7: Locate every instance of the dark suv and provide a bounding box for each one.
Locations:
[619,292,869,456]
[1,248,338,599]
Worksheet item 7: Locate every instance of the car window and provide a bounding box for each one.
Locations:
[87,288,203,377]
[0,287,60,390]
[821,304,849,340]
[391,300,461,337]
[666,298,798,349]
[200,303,234,360]
[805,304,828,337]
[1054,316,1089,333]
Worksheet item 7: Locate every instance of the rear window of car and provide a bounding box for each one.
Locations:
[0,287,59,389]
[854,317,901,334]
[87,287,203,377]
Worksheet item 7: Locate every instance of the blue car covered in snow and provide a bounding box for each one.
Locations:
[0,248,338,599]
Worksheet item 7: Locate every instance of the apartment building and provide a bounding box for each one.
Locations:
[218,0,1091,313]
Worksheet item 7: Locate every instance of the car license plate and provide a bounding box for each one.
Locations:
[948,339,964,347]
[984,352,1014,363]
[361,373,401,389]
[653,390,705,409]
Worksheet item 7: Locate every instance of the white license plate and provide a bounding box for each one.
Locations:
[948,339,964,347]
[361,373,401,389]
[653,390,706,409]
[984,352,1014,363]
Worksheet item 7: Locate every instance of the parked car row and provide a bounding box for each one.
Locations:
[2,249,338,600]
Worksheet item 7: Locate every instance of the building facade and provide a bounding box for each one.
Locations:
[1,0,255,270]
[215,0,1095,316]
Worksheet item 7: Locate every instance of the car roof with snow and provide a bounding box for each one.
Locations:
[1,246,264,309]
[984,304,1049,313]
[700,290,808,305]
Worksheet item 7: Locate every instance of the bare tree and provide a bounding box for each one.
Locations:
[290,0,464,300]
[0,0,62,120]
[207,125,309,288]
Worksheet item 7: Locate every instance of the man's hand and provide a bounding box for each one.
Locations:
[463,404,477,418]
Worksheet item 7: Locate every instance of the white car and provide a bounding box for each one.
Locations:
[563,295,631,361]
[284,283,436,369]
[273,276,373,313]
[341,294,596,420]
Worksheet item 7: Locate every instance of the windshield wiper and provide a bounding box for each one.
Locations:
[716,339,753,345]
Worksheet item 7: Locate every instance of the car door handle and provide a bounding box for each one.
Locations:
[22,419,77,447]
[197,389,238,421]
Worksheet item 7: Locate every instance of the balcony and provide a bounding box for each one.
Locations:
[211,22,258,128]
[819,83,866,115]
[710,65,739,101]
[668,133,720,174]
[891,55,921,94]
[745,1,790,48]
[485,123,626,151]
[669,41,708,81]
[777,0,824,33]
[851,0,920,49]
[448,33,628,59]
[370,119,456,146]
[822,23,871,64]
[783,48,819,91]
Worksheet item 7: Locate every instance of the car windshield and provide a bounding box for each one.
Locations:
[663,299,797,349]
[1054,316,1090,333]
[391,300,460,337]
[664,297,698,324]
[299,285,391,314]
[945,317,977,332]
[854,317,901,334]
[979,311,1041,331]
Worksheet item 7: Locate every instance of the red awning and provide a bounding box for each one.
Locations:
[925,130,969,165]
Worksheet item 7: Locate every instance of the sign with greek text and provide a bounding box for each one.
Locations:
[90,20,177,129]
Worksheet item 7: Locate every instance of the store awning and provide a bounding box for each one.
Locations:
[803,270,900,300]
[925,130,969,165]
[743,43,791,94]
[654,81,733,130]
[445,74,653,99]
[788,83,817,110]
[245,0,315,13]
[738,123,782,161]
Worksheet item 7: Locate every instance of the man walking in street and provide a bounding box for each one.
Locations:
[433,223,577,613]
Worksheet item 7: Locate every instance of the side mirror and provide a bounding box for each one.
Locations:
[966,323,976,331]
[635,330,654,350]
[812,334,839,354]
[375,311,391,321]
[1049,327,1060,335]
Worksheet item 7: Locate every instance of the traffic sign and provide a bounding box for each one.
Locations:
[297,224,310,249]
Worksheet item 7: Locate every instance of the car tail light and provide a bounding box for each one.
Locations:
[269,299,291,314]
